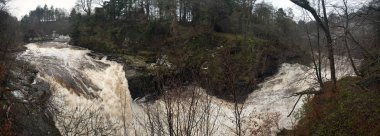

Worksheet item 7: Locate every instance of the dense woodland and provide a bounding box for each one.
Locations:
[1,0,380,135]
[69,0,312,101]
[0,0,20,86]
[20,5,70,42]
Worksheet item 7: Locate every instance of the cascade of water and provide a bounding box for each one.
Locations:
[243,58,357,132]
[18,42,132,135]
[18,42,357,136]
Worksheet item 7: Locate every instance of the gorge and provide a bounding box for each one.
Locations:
[15,41,357,135]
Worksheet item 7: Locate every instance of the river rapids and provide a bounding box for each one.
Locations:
[17,42,357,136]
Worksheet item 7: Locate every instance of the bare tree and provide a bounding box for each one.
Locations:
[331,0,376,77]
[290,0,338,90]
[77,0,93,16]
[134,85,221,136]
[51,98,122,136]
[95,0,105,6]
[340,0,362,76]
[0,0,9,11]
[303,15,324,88]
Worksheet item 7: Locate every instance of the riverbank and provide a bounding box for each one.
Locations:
[0,58,61,135]
[288,56,380,135]
[78,31,311,102]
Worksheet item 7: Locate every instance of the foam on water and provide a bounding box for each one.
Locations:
[18,42,132,135]
[18,42,358,136]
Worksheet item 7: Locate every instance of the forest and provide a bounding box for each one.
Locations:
[1,0,380,135]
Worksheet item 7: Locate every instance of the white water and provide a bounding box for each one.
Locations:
[243,58,357,132]
[18,42,132,135]
[17,42,357,136]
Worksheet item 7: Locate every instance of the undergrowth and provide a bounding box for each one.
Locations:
[293,58,380,136]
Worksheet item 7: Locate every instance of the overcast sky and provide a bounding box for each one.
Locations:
[9,0,77,19]
[8,0,302,19]
[8,0,369,20]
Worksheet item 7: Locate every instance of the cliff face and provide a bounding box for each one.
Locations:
[1,60,61,135]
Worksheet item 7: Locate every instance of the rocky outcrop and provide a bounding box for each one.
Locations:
[1,60,61,136]
[89,53,162,101]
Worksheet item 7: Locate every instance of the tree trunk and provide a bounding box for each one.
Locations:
[290,0,337,90]
[326,34,337,90]
[342,0,361,77]
[321,0,337,90]
[344,31,361,76]
[305,22,324,88]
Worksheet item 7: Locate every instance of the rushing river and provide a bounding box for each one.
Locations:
[17,42,356,136]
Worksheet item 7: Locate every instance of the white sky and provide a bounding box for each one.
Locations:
[258,0,304,20]
[9,0,77,19]
[8,0,301,19]
[7,0,369,20]
[260,0,299,9]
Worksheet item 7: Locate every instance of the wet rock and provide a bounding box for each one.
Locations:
[100,54,163,100]
[128,74,160,100]
[87,52,105,60]
[1,60,61,135]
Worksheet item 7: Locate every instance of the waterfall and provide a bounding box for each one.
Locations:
[18,42,132,135]
[243,58,357,132]
[18,42,357,136]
